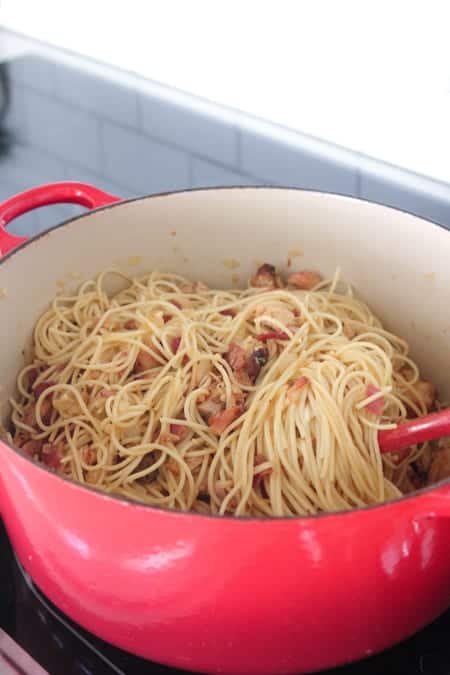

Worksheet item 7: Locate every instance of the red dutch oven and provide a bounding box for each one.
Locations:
[1,182,450,675]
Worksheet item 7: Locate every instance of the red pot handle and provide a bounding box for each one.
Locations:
[0,181,121,256]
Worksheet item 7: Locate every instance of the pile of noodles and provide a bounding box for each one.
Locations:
[9,267,433,517]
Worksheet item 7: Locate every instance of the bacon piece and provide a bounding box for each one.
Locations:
[364,385,384,416]
[134,350,158,373]
[13,431,30,448]
[27,368,40,392]
[169,424,189,442]
[257,331,289,343]
[208,405,244,434]
[99,388,114,398]
[287,270,322,290]
[21,439,43,458]
[41,443,62,469]
[250,263,279,289]
[171,336,181,354]
[253,454,273,487]
[23,406,37,429]
[286,376,309,402]
[33,381,55,398]
[226,342,247,371]
[124,319,138,330]
[246,347,269,382]
[171,300,182,309]
[220,309,236,317]
[81,445,96,465]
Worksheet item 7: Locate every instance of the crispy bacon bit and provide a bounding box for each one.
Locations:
[287,270,322,290]
[81,445,96,465]
[286,376,309,402]
[253,468,273,487]
[208,404,244,434]
[134,350,158,373]
[27,368,39,391]
[415,380,436,412]
[41,443,62,469]
[169,424,189,442]
[13,431,30,448]
[124,319,138,330]
[171,336,181,354]
[198,397,223,421]
[21,439,43,458]
[220,309,236,317]
[364,385,384,416]
[23,406,37,429]
[163,314,171,323]
[257,331,289,343]
[226,342,247,371]
[40,396,54,425]
[33,381,55,398]
[250,263,279,289]
[166,457,181,475]
[246,347,269,382]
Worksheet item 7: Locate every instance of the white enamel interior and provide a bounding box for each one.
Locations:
[1,187,449,425]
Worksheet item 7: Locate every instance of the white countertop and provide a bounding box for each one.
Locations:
[2,0,450,185]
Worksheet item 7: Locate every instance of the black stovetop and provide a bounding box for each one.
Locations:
[1,520,450,675]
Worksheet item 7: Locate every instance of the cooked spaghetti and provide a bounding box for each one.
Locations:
[8,263,445,516]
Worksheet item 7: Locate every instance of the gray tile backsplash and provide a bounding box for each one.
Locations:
[139,93,239,166]
[7,54,57,95]
[100,120,190,194]
[191,158,261,188]
[22,88,102,172]
[1,50,450,240]
[240,128,359,195]
[53,63,139,128]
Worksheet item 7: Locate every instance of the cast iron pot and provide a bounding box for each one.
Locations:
[1,182,450,675]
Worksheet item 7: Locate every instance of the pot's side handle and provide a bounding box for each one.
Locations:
[0,181,121,256]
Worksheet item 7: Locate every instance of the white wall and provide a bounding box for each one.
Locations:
[2,0,450,182]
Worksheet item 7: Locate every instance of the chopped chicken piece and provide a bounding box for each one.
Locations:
[429,446,450,484]
[287,270,322,290]
[343,323,356,339]
[415,380,436,412]
[254,302,295,327]
[198,397,223,421]
[250,263,280,289]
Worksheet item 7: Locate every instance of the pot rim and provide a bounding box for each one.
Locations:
[2,184,448,523]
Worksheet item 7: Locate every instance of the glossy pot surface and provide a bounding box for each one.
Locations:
[1,183,450,674]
